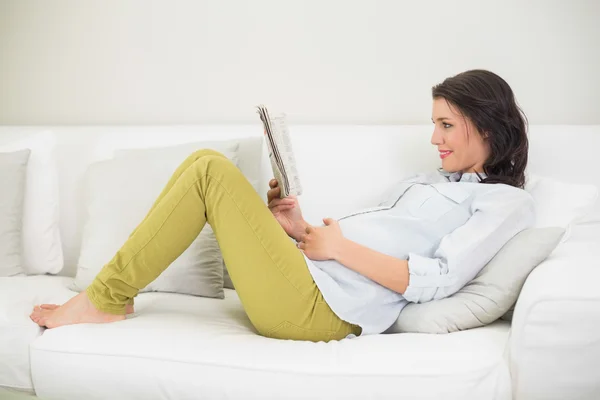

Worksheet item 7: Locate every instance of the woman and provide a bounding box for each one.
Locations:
[30,69,534,342]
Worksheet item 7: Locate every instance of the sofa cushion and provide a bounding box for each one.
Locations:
[24,279,511,400]
[0,275,75,392]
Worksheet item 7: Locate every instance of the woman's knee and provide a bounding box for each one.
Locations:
[190,154,236,176]
[187,148,228,162]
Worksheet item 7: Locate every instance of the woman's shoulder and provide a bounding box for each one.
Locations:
[472,181,535,214]
[400,169,533,203]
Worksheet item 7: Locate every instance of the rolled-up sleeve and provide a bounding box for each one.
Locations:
[403,186,536,303]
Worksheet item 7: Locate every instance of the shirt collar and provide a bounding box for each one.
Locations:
[438,168,486,183]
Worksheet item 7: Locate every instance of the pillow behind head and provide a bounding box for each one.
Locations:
[70,143,240,298]
[525,174,598,242]
[387,227,565,334]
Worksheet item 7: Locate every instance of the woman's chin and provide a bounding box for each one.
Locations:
[441,160,458,172]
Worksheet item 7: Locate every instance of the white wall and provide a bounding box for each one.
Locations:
[0,0,598,125]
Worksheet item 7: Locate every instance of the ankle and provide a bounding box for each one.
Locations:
[84,288,128,315]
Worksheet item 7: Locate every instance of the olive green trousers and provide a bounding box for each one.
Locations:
[86,149,361,342]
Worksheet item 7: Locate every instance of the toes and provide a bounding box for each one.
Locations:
[38,314,50,327]
[30,305,45,322]
[32,314,45,327]
[31,311,44,325]
[32,309,54,328]
[40,304,59,310]
[30,309,41,321]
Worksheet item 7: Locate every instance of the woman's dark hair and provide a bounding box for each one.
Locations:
[432,69,528,188]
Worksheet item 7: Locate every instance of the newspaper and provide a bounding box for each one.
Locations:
[256,105,303,199]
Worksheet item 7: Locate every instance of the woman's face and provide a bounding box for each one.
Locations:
[431,97,490,173]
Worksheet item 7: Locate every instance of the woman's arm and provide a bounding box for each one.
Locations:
[335,240,410,294]
[334,187,535,302]
[402,188,535,303]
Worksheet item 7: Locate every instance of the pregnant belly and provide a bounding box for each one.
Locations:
[338,213,436,260]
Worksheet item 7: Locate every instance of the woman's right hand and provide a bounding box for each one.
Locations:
[267,179,306,241]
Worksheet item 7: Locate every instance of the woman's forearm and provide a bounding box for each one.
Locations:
[334,238,410,294]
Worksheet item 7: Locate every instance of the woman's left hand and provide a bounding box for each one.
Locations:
[297,218,345,261]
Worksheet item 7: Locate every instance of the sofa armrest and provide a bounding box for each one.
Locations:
[509,223,600,400]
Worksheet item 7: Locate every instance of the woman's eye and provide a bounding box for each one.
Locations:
[443,123,452,129]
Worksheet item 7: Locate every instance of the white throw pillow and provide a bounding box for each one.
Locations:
[0,131,64,275]
[0,149,30,276]
[112,136,263,190]
[114,138,263,290]
[70,142,240,298]
[525,174,599,242]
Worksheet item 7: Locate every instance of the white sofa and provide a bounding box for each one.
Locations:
[1,125,599,400]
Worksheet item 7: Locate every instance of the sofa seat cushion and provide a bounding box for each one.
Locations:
[0,275,75,392]
[15,275,512,400]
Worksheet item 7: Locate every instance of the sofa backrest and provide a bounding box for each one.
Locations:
[1,124,599,277]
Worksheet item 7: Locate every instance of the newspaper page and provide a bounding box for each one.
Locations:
[256,105,303,199]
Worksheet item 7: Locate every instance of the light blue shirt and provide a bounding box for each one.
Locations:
[303,169,535,335]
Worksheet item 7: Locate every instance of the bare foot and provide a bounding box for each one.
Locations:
[37,302,135,315]
[29,292,127,328]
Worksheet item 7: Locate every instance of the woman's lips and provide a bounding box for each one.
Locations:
[439,150,453,159]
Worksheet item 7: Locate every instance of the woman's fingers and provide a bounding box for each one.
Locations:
[267,186,281,202]
[268,197,295,209]
[269,200,295,210]
[270,205,295,213]
[268,179,299,206]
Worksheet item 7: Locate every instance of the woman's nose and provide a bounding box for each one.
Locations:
[431,128,443,145]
